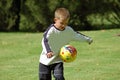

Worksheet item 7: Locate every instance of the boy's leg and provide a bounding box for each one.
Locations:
[53,62,65,80]
[39,63,51,80]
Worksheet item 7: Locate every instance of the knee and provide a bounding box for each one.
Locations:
[54,74,65,80]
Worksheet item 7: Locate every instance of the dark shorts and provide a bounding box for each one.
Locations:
[39,62,65,80]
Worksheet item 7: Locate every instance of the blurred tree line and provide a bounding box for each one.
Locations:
[0,0,120,32]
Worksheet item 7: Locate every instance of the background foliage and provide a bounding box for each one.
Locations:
[0,0,120,32]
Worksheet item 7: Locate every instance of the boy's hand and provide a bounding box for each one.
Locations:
[88,38,93,45]
[46,52,54,58]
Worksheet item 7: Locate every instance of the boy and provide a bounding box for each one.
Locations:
[39,8,93,80]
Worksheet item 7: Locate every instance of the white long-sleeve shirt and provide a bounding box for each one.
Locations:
[39,24,91,65]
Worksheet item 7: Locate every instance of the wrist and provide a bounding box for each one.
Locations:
[88,38,93,44]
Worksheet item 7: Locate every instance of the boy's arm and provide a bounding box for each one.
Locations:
[73,31,93,44]
[43,26,54,58]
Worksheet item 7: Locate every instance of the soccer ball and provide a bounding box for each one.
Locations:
[59,45,77,62]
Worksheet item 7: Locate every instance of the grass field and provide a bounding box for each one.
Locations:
[0,29,120,80]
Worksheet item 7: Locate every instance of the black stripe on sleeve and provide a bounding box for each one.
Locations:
[76,31,89,37]
[43,24,53,53]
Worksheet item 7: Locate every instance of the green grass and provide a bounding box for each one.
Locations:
[0,29,120,80]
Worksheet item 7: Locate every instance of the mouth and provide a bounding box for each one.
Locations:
[61,27,65,30]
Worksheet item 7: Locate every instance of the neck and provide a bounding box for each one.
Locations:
[53,24,65,31]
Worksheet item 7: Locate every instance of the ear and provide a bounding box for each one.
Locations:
[54,18,57,22]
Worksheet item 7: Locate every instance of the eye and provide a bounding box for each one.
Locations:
[60,22,67,26]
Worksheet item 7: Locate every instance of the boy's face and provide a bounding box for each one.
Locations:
[54,18,69,30]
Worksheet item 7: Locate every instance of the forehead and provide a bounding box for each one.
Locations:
[58,18,69,22]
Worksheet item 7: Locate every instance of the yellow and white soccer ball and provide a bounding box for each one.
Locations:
[59,45,77,62]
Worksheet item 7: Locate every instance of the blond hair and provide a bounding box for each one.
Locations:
[54,8,70,20]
